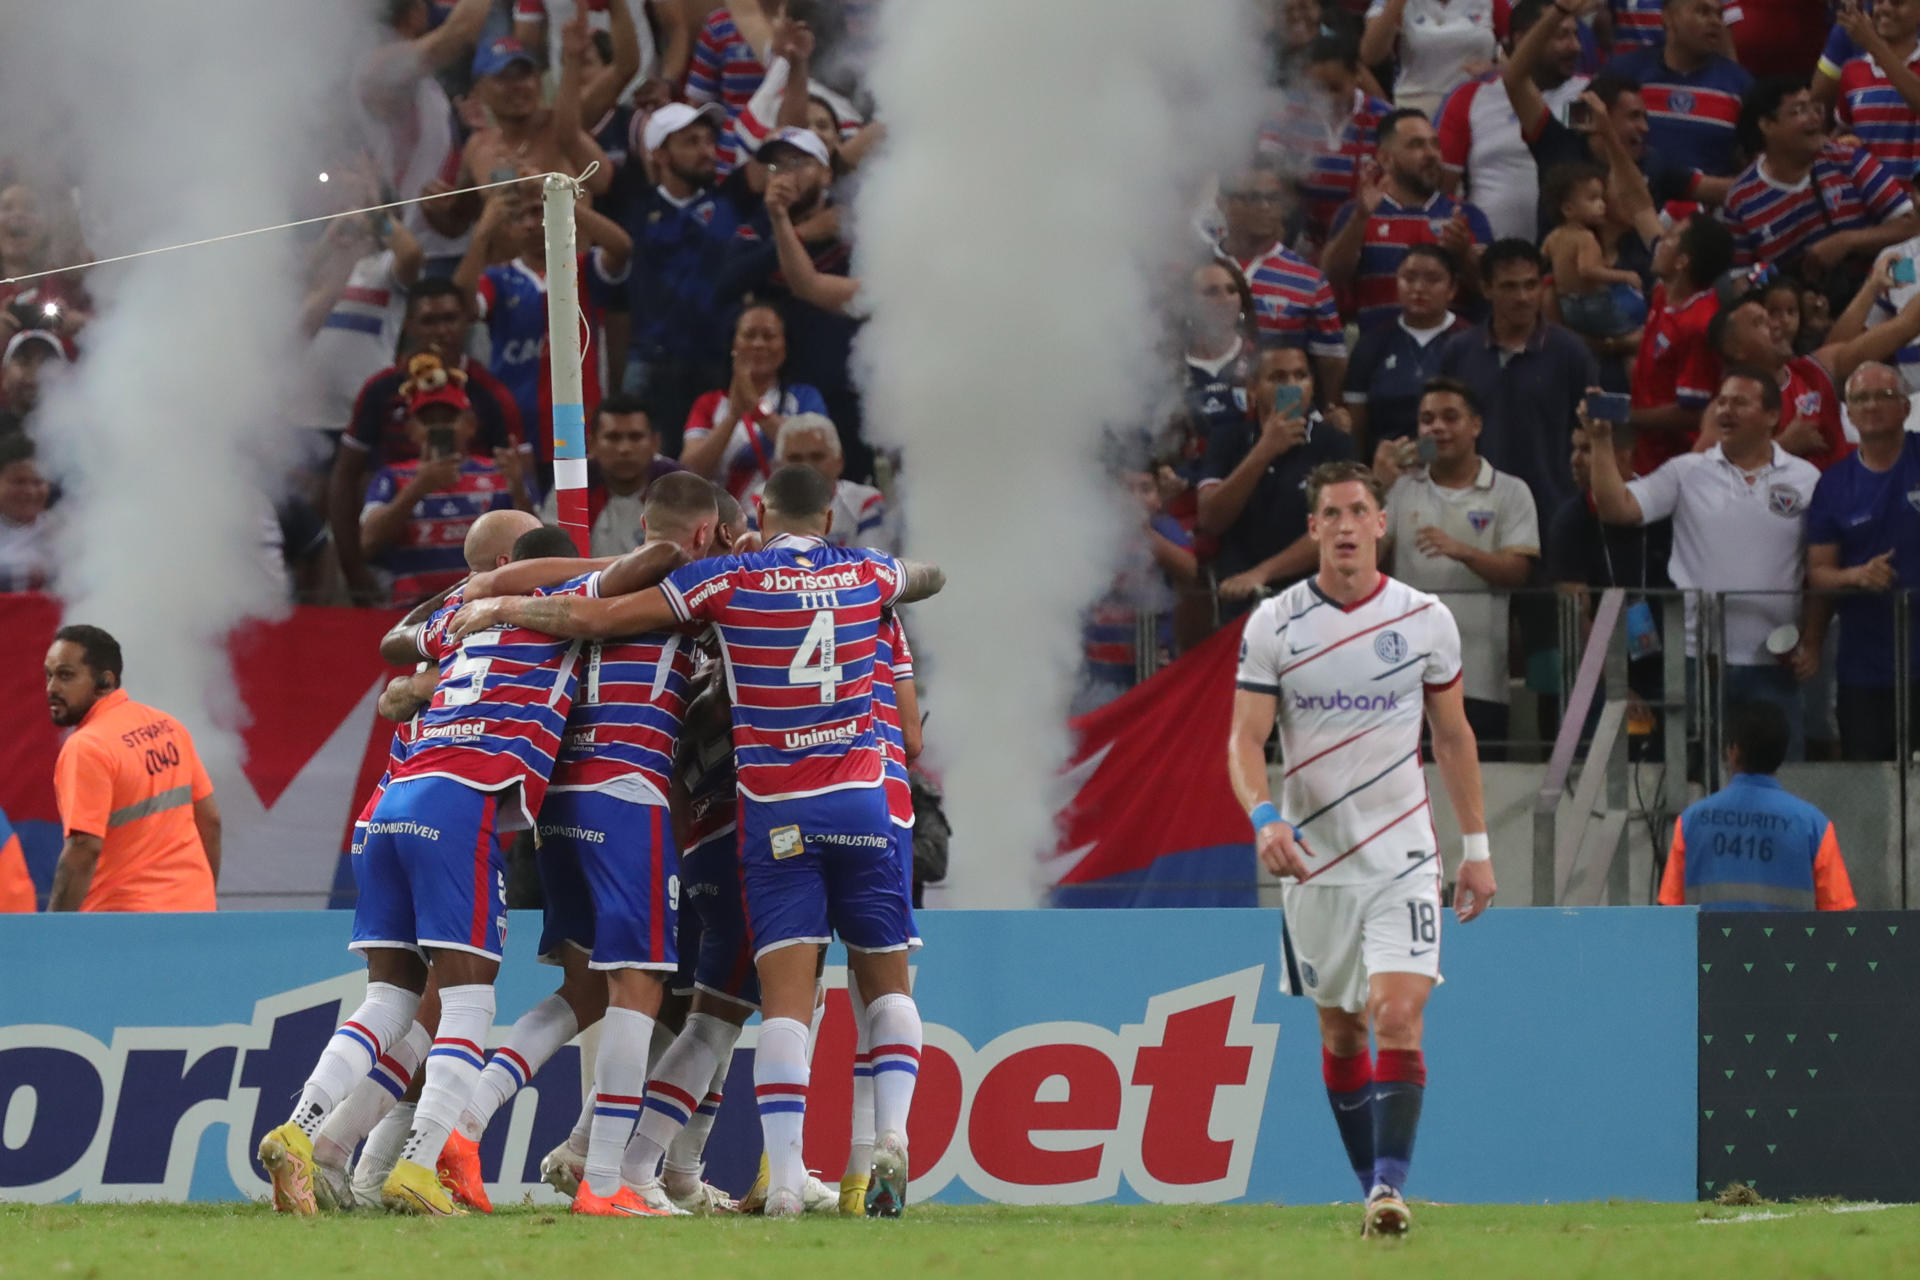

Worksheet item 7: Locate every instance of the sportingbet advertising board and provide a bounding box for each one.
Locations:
[0,907,1693,1204]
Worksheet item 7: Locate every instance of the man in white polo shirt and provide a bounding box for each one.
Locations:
[1583,367,1822,759]
[1382,377,1540,759]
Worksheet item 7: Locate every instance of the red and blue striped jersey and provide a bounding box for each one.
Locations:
[1722,143,1913,268]
[1837,51,1920,185]
[1234,245,1346,359]
[1329,192,1494,329]
[395,577,595,824]
[549,610,699,803]
[1608,0,1665,55]
[661,534,908,802]
[362,459,519,606]
[686,8,767,173]
[1260,89,1392,245]
[356,714,422,829]
[1609,51,1752,180]
[874,613,915,829]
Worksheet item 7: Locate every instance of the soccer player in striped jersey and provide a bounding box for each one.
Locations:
[260,517,608,1218]
[840,606,921,1213]
[428,476,717,1219]
[450,464,945,1217]
[1228,460,1498,1238]
[296,513,541,1211]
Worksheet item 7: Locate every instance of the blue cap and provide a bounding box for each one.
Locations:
[472,36,536,79]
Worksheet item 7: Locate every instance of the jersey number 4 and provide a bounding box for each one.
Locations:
[788,611,844,703]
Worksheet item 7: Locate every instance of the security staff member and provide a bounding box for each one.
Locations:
[1660,700,1855,911]
[44,624,221,912]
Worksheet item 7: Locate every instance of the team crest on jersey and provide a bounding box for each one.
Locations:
[1653,332,1671,354]
[770,825,803,859]
[1467,510,1494,533]
[1908,487,1920,515]
[1669,90,1695,114]
[1767,484,1804,517]
[1796,391,1821,417]
[1428,219,1450,238]
[1233,387,1248,412]
[1373,630,1407,664]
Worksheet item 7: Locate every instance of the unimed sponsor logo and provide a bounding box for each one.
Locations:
[782,719,861,750]
[418,720,487,739]
[1291,689,1400,713]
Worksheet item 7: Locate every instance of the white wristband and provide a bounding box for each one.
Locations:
[1461,832,1491,863]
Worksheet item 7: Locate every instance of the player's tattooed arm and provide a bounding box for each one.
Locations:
[466,555,618,601]
[897,559,946,604]
[599,541,689,598]
[379,581,462,664]
[378,669,439,722]
[450,585,680,641]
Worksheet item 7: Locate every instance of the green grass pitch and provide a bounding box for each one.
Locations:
[2,1201,1918,1280]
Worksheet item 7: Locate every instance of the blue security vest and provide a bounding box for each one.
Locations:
[1668,774,1831,911]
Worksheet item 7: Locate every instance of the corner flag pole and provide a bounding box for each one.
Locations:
[542,172,589,555]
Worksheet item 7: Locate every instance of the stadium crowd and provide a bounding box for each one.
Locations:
[10,0,1920,760]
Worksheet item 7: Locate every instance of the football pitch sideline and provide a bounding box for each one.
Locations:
[2,1201,1917,1280]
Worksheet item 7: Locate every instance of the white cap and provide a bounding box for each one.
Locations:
[642,101,727,155]
[755,125,830,167]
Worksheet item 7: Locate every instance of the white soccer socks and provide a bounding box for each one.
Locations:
[290,982,421,1137]
[624,1011,742,1186]
[583,1006,655,1198]
[456,993,579,1142]
[754,1016,812,1202]
[315,1019,430,1169]
[865,993,923,1141]
[401,983,496,1169]
[846,970,875,1182]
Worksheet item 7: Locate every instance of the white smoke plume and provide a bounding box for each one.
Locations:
[11,2,371,781]
[856,0,1263,906]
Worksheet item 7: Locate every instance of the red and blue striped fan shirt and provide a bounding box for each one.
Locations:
[1609,51,1752,182]
[1329,191,1494,330]
[1722,143,1913,269]
[1234,245,1347,359]
[661,534,908,802]
[686,8,768,173]
[1260,89,1393,246]
[1608,0,1665,55]
[874,613,915,828]
[361,459,519,606]
[394,576,596,824]
[1836,51,1920,185]
[548,612,699,803]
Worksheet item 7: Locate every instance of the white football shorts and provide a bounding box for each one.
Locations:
[1278,865,1444,1013]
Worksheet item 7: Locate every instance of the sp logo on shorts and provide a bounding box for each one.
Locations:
[770,825,804,860]
[1301,962,1318,989]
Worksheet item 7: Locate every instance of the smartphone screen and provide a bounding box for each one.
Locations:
[1895,258,1918,286]
[1271,384,1304,416]
[1584,391,1632,424]
[425,426,457,458]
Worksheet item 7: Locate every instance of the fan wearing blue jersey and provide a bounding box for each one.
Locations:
[432,475,718,1220]
[450,464,946,1218]
[1228,459,1498,1239]
[262,513,613,1219]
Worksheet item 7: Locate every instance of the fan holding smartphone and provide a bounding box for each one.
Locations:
[356,356,536,606]
[1195,346,1358,608]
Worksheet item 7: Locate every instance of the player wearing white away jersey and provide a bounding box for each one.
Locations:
[1228,459,1497,1238]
